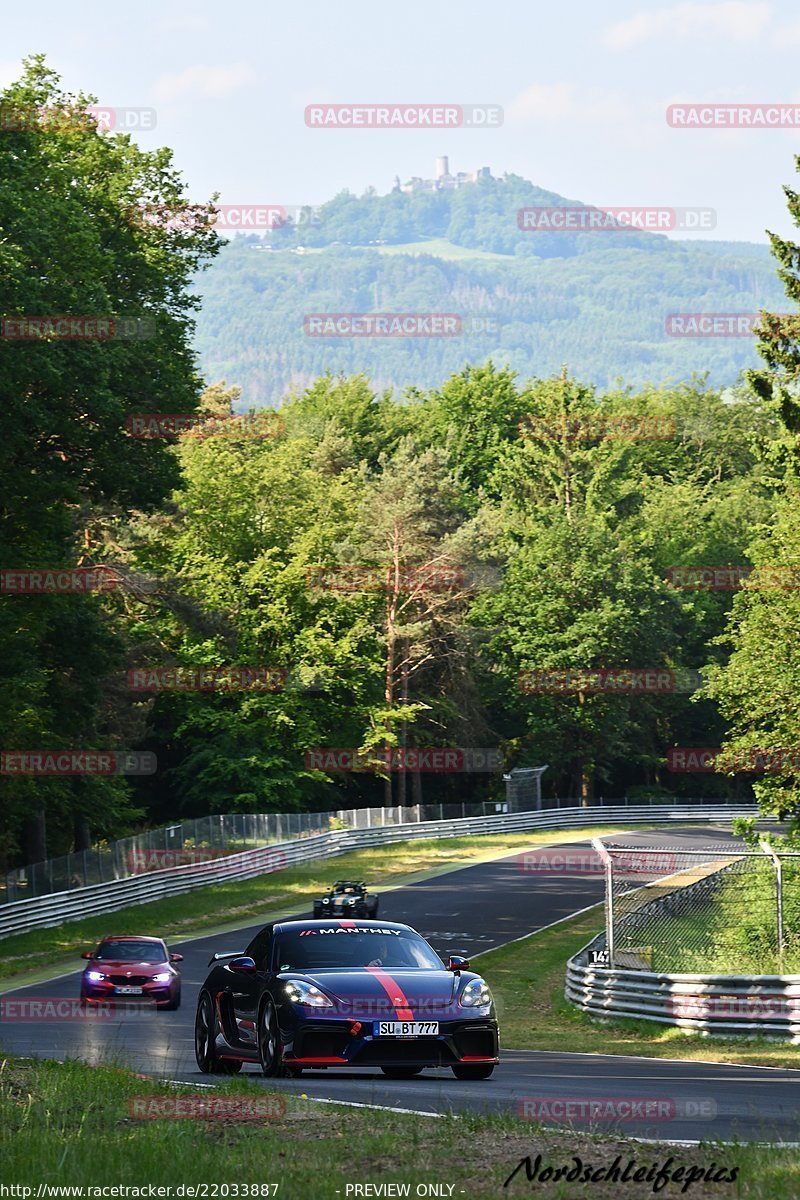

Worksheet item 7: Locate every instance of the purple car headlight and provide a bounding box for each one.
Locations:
[459,978,492,1007]
[85,970,105,982]
[284,979,334,1008]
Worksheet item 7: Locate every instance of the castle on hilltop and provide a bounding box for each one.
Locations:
[392,157,493,194]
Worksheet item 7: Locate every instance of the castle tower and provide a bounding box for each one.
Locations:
[435,155,449,180]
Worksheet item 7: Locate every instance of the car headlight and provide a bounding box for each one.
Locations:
[85,970,105,982]
[322,898,330,904]
[347,898,356,906]
[459,978,492,1007]
[284,979,334,1008]
[152,973,172,983]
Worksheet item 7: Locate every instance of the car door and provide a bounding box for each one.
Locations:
[228,925,273,1049]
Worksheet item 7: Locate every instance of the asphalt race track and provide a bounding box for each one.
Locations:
[3,824,799,1143]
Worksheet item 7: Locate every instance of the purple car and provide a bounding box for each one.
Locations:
[80,935,183,1010]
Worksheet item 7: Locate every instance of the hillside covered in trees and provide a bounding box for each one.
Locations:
[194,176,785,406]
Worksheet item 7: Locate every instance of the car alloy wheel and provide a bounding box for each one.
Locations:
[195,992,242,1074]
[258,1000,281,1077]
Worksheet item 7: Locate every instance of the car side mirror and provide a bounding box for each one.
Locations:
[448,955,470,972]
[81,951,93,959]
[169,953,183,963]
[228,956,257,974]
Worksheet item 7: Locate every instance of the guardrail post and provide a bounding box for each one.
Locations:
[760,841,785,970]
[592,837,614,968]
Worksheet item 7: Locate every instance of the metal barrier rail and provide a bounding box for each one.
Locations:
[566,937,800,1040]
[0,804,756,940]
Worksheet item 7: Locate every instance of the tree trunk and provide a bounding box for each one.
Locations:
[74,817,92,852]
[25,809,47,864]
[398,641,408,807]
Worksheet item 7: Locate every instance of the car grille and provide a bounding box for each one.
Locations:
[355,1040,452,1065]
[297,1030,350,1058]
[108,975,150,986]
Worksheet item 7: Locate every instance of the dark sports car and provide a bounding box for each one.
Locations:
[80,935,183,1009]
[194,919,498,1079]
[313,880,378,919]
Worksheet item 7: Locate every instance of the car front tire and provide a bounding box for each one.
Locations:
[452,1064,494,1080]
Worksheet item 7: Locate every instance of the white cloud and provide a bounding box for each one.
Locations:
[152,63,256,104]
[507,83,575,122]
[605,2,772,51]
[772,17,800,46]
[508,83,629,126]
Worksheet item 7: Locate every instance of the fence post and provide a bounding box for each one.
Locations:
[760,841,785,969]
[592,837,614,968]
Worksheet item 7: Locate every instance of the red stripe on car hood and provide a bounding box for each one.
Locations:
[365,965,414,1020]
[338,919,357,928]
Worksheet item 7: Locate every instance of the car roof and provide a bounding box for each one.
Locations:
[99,935,165,943]
[273,919,412,934]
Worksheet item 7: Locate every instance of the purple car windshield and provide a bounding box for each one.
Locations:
[276,929,444,971]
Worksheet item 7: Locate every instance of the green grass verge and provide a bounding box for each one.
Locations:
[0,827,633,989]
[476,906,800,1070]
[2,1055,798,1197]
[653,863,800,974]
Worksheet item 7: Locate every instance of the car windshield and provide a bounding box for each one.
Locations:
[275,929,444,971]
[95,940,166,963]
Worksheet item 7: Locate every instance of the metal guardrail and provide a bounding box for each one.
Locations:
[0,803,755,940]
[2,794,747,904]
[566,935,800,1040]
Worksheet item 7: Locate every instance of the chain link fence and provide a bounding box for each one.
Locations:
[1,794,742,905]
[591,839,800,975]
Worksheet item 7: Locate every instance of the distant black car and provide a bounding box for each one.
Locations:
[194,918,499,1080]
[313,879,378,919]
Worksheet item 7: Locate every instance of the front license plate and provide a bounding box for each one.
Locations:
[114,986,143,995]
[373,1021,439,1037]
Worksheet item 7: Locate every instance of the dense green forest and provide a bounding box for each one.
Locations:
[193,180,785,405]
[4,59,800,869]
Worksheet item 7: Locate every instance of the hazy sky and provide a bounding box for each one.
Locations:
[2,0,799,243]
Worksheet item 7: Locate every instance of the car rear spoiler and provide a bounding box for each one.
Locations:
[207,950,244,966]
